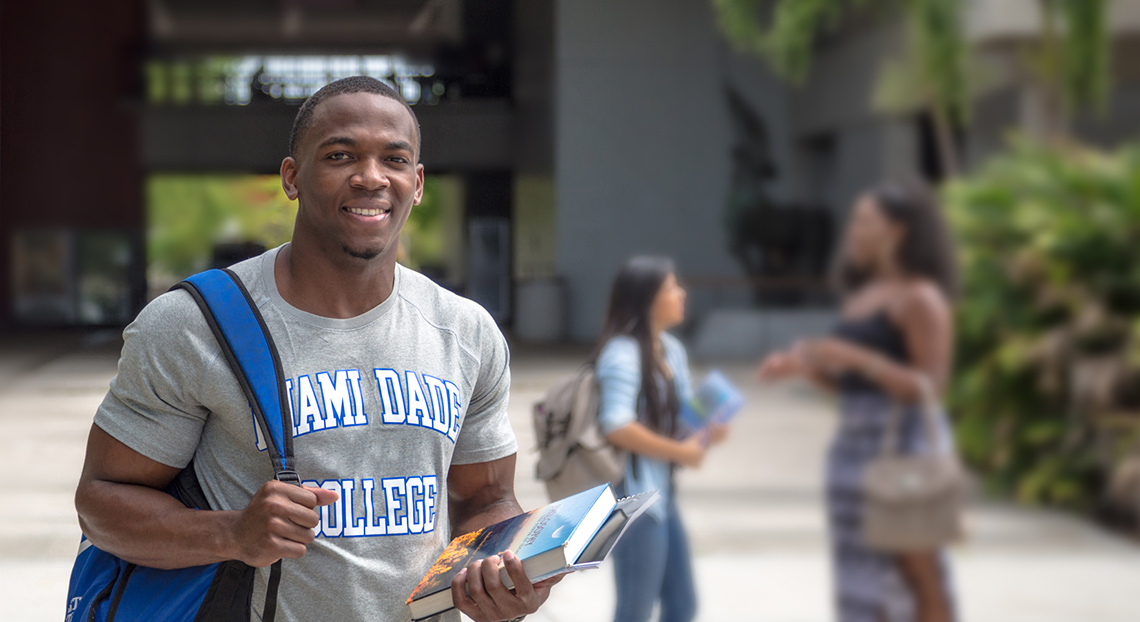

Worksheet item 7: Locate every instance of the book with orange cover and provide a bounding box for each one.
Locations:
[406,484,659,620]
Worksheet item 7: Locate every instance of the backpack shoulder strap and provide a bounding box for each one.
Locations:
[172,268,297,483]
[171,268,294,622]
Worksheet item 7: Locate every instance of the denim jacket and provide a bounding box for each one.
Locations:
[595,332,693,522]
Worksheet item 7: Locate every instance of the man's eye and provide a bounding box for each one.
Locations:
[387,157,408,164]
[328,152,350,161]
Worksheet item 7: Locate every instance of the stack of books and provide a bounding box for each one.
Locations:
[406,484,659,620]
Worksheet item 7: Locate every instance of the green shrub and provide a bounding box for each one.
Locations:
[945,139,1140,507]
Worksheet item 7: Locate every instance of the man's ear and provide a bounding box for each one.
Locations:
[281,157,300,201]
[412,163,425,205]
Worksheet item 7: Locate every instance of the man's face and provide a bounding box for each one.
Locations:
[282,92,424,262]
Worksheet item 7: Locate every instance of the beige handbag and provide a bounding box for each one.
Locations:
[861,380,966,552]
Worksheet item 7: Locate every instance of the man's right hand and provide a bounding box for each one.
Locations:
[229,481,339,567]
[76,424,341,570]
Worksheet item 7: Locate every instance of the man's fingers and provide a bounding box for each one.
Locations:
[501,551,535,598]
[451,552,554,622]
[236,482,331,567]
[280,483,323,508]
[262,490,323,531]
[532,572,565,590]
[273,536,309,560]
[475,554,517,618]
[479,554,514,598]
[276,485,334,529]
[244,534,306,567]
[451,568,480,614]
[257,484,324,535]
[306,485,339,507]
[288,507,322,531]
[465,558,501,615]
[273,512,319,542]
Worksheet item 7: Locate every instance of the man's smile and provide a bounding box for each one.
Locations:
[342,201,393,219]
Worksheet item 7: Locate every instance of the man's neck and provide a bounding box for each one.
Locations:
[274,240,397,319]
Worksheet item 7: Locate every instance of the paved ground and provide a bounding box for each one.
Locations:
[2,333,1139,621]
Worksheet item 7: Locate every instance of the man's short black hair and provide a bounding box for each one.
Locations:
[288,76,421,159]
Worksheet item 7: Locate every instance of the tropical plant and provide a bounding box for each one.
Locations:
[147,174,297,285]
[945,139,1140,507]
[713,0,970,174]
[1017,0,1113,140]
[399,176,448,271]
[711,0,1113,172]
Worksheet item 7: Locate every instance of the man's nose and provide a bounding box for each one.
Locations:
[352,158,390,190]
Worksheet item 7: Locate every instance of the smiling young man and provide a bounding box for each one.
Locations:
[75,76,556,622]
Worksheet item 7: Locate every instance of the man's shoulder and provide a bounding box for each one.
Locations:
[396,265,498,335]
[225,247,275,296]
[136,248,273,335]
[118,286,224,368]
[132,286,207,334]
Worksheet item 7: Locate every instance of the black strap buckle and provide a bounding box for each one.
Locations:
[275,470,301,486]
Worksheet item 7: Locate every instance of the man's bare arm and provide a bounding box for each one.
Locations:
[448,453,524,536]
[75,424,336,569]
[447,453,562,622]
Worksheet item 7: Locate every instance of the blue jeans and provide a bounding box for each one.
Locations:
[610,501,697,622]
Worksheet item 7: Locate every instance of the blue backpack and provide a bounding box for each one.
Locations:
[66,269,298,622]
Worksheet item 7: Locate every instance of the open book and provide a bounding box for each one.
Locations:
[406,484,659,620]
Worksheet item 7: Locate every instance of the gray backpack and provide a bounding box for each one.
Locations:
[532,366,627,502]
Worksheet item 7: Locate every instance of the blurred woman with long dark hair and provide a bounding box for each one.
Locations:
[594,256,727,622]
[759,181,959,622]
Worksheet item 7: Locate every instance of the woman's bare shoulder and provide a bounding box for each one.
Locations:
[892,279,950,325]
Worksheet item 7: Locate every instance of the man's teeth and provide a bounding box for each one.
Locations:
[346,207,388,216]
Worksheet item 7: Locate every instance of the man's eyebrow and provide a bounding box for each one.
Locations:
[315,137,414,154]
[386,140,415,153]
[316,135,357,150]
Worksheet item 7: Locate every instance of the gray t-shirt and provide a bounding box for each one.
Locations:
[95,245,518,621]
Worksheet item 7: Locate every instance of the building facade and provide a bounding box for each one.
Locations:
[3,0,1139,352]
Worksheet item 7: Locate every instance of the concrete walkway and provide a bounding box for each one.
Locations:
[2,334,1138,621]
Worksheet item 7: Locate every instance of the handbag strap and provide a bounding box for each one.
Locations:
[878,375,950,457]
[172,268,296,622]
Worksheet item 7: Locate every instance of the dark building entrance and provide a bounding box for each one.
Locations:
[1,0,553,333]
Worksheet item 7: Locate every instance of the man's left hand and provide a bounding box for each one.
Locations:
[451,550,564,622]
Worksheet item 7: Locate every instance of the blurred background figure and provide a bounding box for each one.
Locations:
[594,256,728,622]
[759,182,958,622]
